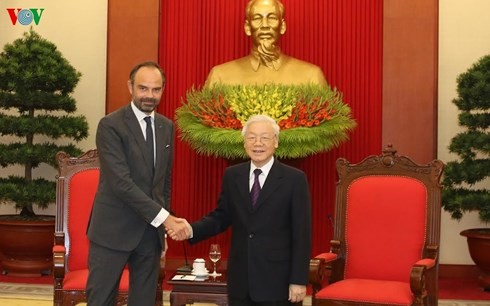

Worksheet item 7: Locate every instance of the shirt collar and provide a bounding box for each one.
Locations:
[250,156,274,179]
[131,101,154,122]
[250,50,283,71]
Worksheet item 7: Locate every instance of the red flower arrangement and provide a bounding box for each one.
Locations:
[278,98,335,129]
[175,84,356,159]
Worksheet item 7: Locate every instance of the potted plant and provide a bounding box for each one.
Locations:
[442,54,490,290]
[0,29,88,275]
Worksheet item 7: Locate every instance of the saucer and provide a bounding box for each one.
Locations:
[191,269,208,277]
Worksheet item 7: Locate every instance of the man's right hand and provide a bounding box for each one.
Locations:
[164,215,191,241]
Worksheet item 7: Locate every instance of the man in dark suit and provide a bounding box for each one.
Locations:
[170,114,312,306]
[86,61,189,306]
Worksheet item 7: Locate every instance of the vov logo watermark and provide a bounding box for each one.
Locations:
[6,8,45,25]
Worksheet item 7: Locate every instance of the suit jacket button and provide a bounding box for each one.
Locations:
[249,233,254,239]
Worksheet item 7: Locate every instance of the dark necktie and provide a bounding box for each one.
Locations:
[251,168,262,207]
[144,116,154,174]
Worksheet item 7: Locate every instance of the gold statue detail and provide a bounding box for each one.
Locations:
[205,0,327,86]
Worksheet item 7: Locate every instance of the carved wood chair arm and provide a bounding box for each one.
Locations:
[309,252,337,286]
[52,244,66,288]
[410,257,436,302]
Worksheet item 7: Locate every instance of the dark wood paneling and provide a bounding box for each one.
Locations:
[383,0,438,163]
[106,0,160,114]
[439,264,479,278]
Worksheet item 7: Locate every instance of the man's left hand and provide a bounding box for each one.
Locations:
[289,284,306,303]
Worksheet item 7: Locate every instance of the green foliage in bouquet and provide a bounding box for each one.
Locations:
[176,83,356,159]
[442,54,490,222]
[0,29,88,217]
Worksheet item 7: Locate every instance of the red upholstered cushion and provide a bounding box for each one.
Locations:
[63,269,129,291]
[316,279,413,305]
[53,245,65,253]
[345,176,427,282]
[315,252,337,262]
[416,258,435,269]
[66,169,100,271]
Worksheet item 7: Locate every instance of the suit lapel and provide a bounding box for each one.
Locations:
[124,106,154,175]
[253,160,283,211]
[232,162,254,212]
[153,116,167,183]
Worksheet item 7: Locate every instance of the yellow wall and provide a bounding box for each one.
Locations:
[438,0,490,264]
[0,0,107,215]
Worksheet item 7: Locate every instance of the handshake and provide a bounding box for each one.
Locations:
[163,215,192,241]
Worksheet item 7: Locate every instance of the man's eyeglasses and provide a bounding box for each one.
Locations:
[245,136,274,144]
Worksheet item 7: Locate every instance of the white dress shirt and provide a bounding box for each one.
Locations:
[249,157,274,191]
[131,102,169,228]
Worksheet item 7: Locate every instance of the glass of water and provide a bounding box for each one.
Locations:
[209,243,222,276]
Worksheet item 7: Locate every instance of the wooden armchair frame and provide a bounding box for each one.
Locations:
[53,150,165,306]
[309,145,444,306]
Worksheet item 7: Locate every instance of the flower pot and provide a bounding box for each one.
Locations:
[460,228,490,290]
[0,215,55,276]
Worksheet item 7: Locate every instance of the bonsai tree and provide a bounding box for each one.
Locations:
[442,54,490,223]
[0,29,88,218]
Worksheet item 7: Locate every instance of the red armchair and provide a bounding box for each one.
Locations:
[309,145,444,306]
[53,150,165,306]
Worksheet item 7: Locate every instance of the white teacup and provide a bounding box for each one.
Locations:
[192,258,206,274]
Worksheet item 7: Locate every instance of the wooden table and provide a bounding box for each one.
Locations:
[168,272,228,306]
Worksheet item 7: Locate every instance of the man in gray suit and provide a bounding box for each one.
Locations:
[169,115,312,306]
[86,61,189,306]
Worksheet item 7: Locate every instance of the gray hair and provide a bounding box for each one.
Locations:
[241,114,280,137]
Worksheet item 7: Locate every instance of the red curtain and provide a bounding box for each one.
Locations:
[158,0,383,259]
